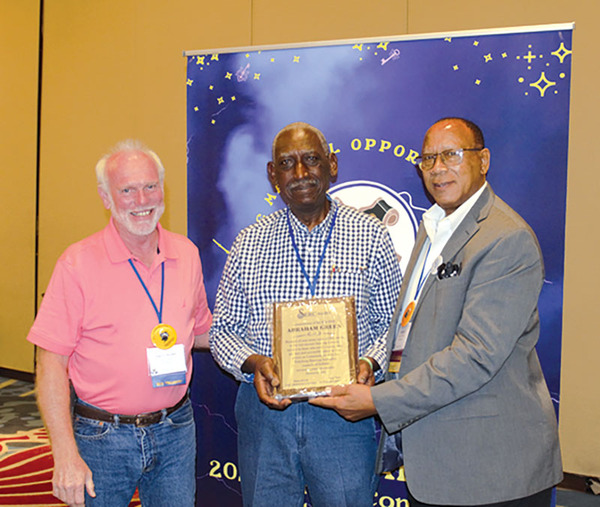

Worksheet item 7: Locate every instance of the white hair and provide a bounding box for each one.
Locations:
[95,139,165,192]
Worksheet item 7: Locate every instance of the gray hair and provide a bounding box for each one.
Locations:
[95,139,165,192]
[271,122,330,160]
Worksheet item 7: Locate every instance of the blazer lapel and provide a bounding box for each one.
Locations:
[411,185,495,321]
[385,225,428,353]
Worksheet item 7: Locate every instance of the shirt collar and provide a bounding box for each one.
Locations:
[103,218,175,265]
[423,181,487,242]
[287,196,337,236]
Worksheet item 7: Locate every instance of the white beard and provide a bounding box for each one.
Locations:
[110,201,165,237]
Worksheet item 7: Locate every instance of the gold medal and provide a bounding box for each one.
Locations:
[401,301,415,327]
[151,323,177,349]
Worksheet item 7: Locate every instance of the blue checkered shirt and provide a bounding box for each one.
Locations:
[209,200,402,382]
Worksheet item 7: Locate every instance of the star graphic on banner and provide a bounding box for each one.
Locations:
[194,106,199,112]
[245,53,250,58]
[473,40,480,47]
[484,53,492,63]
[254,73,261,80]
[186,79,193,86]
[502,52,508,58]
[445,38,452,42]
[377,42,389,50]
[209,85,214,90]
[231,96,236,101]
[211,119,216,125]
[211,54,219,61]
[522,49,537,64]
[530,71,556,97]
[551,42,572,63]
[217,97,224,105]
[225,72,232,80]
[270,58,275,62]
[453,64,459,71]
[293,56,300,63]
[475,79,481,85]
[196,56,205,65]
[353,44,363,51]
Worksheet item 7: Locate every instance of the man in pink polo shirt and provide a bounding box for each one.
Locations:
[27,139,212,507]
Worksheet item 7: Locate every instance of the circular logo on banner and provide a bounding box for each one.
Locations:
[329,180,418,275]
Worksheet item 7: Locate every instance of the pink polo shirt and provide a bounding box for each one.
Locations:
[27,219,212,414]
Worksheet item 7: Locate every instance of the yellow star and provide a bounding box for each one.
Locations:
[444,37,452,42]
[484,53,492,63]
[209,85,214,90]
[529,71,556,97]
[502,52,508,58]
[551,42,572,64]
[475,79,481,85]
[211,119,216,124]
[194,106,199,111]
[353,44,363,51]
[473,40,479,47]
[377,42,389,50]
[211,54,219,61]
[293,56,300,63]
[231,96,236,101]
[217,97,224,104]
[270,58,275,62]
[186,79,193,86]
[453,64,459,71]
[196,56,205,65]
[253,73,261,80]
[225,72,232,80]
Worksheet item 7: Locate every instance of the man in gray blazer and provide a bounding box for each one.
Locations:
[311,117,562,506]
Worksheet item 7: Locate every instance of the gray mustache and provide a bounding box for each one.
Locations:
[287,179,318,191]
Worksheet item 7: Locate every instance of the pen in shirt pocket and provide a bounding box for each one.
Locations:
[329,264,367,278]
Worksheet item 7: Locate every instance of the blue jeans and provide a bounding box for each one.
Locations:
[73,398,196,506]
[235,383,378,507]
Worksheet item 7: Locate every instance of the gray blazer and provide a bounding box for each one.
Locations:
[372,185,562,505]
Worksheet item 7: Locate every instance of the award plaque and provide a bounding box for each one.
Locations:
[272,296,358,400]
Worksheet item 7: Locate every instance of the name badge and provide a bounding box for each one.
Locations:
[147,344,187,388]
[389,322,412,373]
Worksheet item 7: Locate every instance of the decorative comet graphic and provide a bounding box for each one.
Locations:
[236,63,250,82]
[381,49,400,66]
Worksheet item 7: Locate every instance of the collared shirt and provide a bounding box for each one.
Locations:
[27,218,212,414]
[209,200,402,382]
[393,182,487,350]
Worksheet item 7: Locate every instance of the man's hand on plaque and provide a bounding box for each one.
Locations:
[243,354,292,410]
[309,384,377,421]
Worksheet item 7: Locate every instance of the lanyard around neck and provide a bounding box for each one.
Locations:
[287,205,338,297]
[128,259,164,322]
[413,241,432,302]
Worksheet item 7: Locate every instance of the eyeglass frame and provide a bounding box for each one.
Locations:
[415,147,484,172]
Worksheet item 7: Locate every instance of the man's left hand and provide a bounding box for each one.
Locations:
[309,384,377,421]
[357,358,376,386]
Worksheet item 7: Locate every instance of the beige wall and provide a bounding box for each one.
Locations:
[3,0,597,478]
[0,0,39,372]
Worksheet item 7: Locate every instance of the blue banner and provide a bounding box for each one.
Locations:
[186,24,573,505]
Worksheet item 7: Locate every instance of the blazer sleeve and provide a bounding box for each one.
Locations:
[372,224,544,434]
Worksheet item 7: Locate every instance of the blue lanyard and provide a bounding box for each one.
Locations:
[413,241,432,302]
[287,205,338,297]
[128,259,164,322]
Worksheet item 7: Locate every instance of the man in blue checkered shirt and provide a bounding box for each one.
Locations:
[209,122,401,506]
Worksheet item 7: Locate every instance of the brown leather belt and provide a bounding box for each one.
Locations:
[74,393,188,427]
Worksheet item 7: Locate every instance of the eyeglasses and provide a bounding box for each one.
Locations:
[415,148,483,171]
